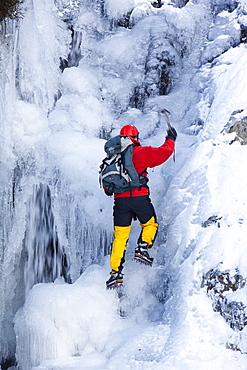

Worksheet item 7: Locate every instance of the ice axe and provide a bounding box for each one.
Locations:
[161,109,176,162]
[161,109,172,130]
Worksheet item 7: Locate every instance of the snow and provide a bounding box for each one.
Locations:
[1,0,247,369]
[15,265,121,369]
[12,101,51,147]
[105,0,135,19]
[15,262,247,369]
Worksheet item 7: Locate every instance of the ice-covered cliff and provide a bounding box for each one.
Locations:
[1,0,247,369]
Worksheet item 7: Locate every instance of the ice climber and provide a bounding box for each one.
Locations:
[106,123,177,289]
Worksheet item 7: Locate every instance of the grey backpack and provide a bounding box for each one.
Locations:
[99,135,147,196]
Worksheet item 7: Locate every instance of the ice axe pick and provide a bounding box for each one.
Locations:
[161,109,176,162]
[161,109,172,130]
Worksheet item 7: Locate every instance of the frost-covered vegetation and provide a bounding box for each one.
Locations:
[0,0,23,21]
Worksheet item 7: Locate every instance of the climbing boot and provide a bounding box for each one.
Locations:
[134,242,153,266]
[106,270,124,289]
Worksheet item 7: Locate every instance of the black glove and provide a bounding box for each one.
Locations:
[166,127,177,141]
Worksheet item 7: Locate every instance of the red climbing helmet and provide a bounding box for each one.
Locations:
[120,124,139,138]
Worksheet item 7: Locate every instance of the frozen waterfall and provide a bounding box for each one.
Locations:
[1,0,247,369]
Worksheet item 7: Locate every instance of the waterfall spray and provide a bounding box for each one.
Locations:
[24,183,63,296]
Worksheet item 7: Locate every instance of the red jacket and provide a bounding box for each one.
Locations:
[114,138,175,198]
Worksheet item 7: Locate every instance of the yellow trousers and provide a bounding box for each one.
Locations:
[110,216,158,272]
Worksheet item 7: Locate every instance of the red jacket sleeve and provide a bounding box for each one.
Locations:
[133,139,175,172]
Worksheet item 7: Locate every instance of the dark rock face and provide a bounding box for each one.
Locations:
[202,269,247,332]
[202,215,222,228]
[228,120,247,145]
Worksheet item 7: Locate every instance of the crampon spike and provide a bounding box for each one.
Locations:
[107,282,124,290]
[134,256,153,266]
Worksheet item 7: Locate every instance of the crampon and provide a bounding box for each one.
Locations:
[134,247,153,266]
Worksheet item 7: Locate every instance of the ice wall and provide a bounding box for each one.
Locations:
[0,0,112,365]
[0,19,25,365]
[0,0,199,365]
[2,0,247,368]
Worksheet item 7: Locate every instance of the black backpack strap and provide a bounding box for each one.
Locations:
[138,169,149,191]
[139,169,147,176]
